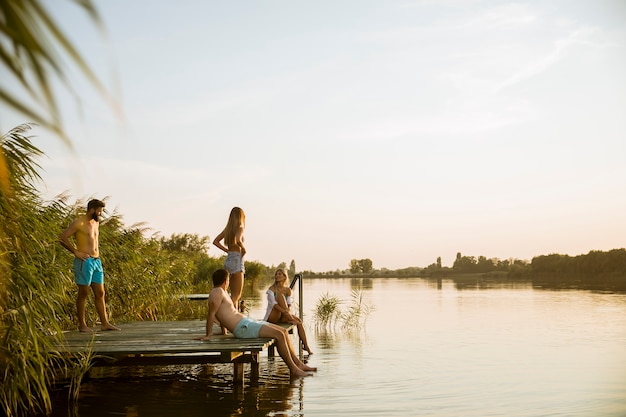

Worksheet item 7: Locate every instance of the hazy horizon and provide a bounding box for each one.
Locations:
[1,0,624,271]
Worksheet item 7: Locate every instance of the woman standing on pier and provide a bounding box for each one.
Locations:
[213,207,246,311]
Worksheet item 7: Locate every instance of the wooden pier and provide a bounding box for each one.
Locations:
[52,320,294,382]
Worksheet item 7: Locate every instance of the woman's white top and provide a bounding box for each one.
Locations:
[263,288,293,321]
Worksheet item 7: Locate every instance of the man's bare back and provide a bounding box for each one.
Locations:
[209,286,245,331]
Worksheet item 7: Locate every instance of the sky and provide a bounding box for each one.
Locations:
[1,0,625,272]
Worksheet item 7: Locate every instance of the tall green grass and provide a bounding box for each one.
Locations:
[341,289,375,330]
[0,125,268,416]
[313,289,374,331]
[1,124,71,416]
[313,292,342,329]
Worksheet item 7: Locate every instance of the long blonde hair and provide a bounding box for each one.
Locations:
[274,268,289,281]
[224,207,245,246]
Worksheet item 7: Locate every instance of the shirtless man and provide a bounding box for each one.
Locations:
[59,199,120,332]
[197,269,317,378]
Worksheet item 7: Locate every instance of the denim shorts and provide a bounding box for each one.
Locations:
[73,257,104,286]
[224,251,245,274]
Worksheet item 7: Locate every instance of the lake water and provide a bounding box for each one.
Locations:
[48,277,626,417]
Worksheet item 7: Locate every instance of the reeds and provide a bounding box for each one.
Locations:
[67,350,95,405]
[1,124,70,416]
[0,125,208,415]
[0,124,279,415]
[313,290,374,331]
[313,292,342,329]
[341,289,375,330]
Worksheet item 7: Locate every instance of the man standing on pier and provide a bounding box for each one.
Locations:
[59,198,120,332]
[197,269,316,378]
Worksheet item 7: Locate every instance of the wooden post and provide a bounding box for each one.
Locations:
[250,352,260,380]
[233,362,244,382]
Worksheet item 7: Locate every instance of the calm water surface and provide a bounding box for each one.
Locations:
[49,278,626,417]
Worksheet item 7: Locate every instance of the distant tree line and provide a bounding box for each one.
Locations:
[305,250,626,290]
[531,249,626,290]
[306,254,532,279]
[445,252,531,279]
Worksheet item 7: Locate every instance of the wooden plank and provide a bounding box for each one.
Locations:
[50,320,294,383]
[54,320,280,355]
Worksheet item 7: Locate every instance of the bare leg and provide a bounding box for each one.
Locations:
[285,335,317,372]
[229,271,244,311]
[273,292,313,353]
[259,324,314,377]
[275,324,316,372]
[295,321,313,354]
[267,306,282,324]
[281,316,313,355]
[76,285,92,332]
[91,283,120,331]
[270,311,314,355]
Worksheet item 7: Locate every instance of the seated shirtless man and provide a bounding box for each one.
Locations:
[197,269,316,378]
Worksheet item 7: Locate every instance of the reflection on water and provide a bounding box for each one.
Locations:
[350,277,373,290]
[45,278,626,417]
[50,363,303,417]
[314,328,366,352]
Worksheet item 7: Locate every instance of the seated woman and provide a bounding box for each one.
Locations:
[263,268,313,354]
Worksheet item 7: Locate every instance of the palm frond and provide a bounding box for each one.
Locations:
[0,123,43,192]
[0,0,119,194]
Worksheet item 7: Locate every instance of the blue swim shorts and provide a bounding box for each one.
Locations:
[224,251,245,274]
[233,317,265,338]
[73,257,104,286]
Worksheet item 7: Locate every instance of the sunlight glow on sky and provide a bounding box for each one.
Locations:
[2,0,625,271]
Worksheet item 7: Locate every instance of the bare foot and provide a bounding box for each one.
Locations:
[300,364,317,372]
[79,326,93,333]
[291,368,313,378]
[101,323,121,331]
[304,347,314,355]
